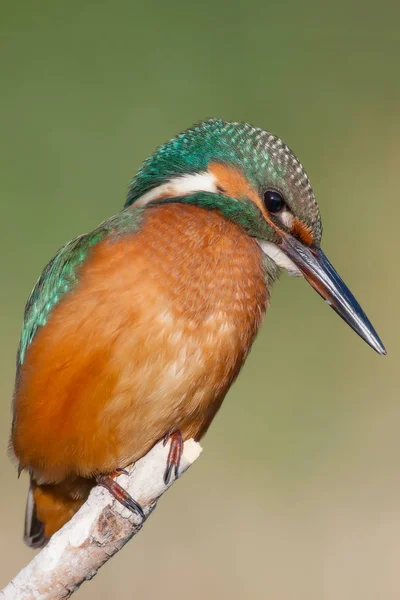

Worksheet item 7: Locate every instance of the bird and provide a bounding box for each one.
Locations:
[11,118,386,548]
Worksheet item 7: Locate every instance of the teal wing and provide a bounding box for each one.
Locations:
[17,230,106,369]
[17,207,144,371]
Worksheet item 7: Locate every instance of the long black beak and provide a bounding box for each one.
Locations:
[280,234,386,355]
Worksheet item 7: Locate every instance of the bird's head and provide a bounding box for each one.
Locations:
[126,118,385,355]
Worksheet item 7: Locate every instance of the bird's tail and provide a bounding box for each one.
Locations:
[24,478,92,549]
[24,483,46,548]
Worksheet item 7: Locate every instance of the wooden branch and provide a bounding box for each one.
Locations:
[0,439,202,600]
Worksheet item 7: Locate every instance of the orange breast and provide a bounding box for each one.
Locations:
[12,204,268,483]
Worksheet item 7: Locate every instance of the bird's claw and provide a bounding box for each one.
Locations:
[113,468,129,476]
[163,430,183,485]
[96,473,145,521]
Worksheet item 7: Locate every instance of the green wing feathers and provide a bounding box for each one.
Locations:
[18,231,105,367]
[17,207,144,368]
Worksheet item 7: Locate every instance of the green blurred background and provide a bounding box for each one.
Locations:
[1,1,399,598]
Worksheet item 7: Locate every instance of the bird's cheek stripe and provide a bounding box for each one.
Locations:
[208,162,258,201]
[207,162,278,231]
[207,163,315,246]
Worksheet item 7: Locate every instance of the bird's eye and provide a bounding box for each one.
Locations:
[263,190,285,213]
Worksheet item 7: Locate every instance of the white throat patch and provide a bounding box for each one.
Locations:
[257,240,302,277]
[135,172,217,207]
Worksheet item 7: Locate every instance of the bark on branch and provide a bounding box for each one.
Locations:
[0,439,202,600]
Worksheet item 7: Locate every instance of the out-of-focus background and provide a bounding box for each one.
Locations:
[1,1,399,598]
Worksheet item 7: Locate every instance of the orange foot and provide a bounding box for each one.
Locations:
[163,430,183,485]
[96,471,145,520]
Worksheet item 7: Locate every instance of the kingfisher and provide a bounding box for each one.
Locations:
[11,118,385,548]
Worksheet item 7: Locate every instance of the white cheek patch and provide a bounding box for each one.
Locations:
[257,240,302,277]
[135,171,218,207]
[277,209,294,229]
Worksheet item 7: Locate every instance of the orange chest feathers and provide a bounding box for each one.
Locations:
[13,204,268,480]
